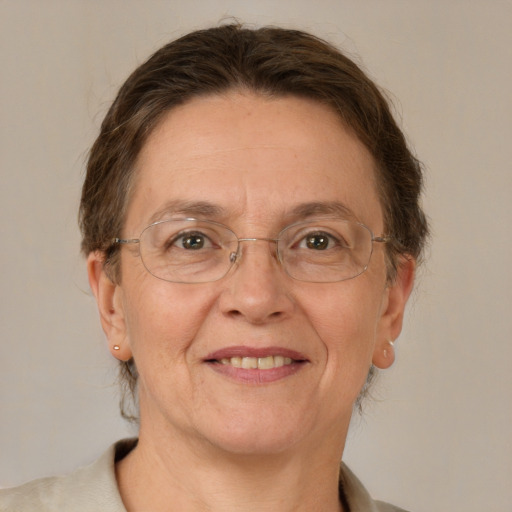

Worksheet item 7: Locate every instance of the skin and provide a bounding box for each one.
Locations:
[88,92,415,512]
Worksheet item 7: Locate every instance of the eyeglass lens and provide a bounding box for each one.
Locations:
[138,219,374,283]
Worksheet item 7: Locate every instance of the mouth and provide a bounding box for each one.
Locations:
[204,347,308,383]
[216,355,295,369]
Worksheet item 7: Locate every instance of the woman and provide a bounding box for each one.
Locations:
[1,24,428,511]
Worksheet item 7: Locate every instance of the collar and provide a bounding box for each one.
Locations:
[0,438,403,512]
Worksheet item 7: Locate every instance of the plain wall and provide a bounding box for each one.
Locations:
[1,1,511,511]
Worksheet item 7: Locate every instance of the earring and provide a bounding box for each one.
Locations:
[383,340,394,358]
[113,345,121,351]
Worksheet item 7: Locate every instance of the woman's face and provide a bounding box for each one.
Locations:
[90,92,413,456]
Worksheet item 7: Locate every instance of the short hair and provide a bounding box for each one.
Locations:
[79,23,429,421]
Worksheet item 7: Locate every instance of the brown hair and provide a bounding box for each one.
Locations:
[79,23,429,420]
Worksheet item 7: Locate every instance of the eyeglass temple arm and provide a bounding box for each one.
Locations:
[113,238,140,244]
[373,236,392,243]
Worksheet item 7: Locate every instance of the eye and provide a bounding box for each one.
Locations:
[171,231,214,250]
[300,231,340,250]
[181,233,206,250]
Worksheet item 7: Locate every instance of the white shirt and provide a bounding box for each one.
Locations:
[0,439,409,512]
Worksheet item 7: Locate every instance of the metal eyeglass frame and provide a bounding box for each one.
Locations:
[112,217,392,283]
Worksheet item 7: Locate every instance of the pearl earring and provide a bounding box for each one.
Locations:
[383,340,395,358]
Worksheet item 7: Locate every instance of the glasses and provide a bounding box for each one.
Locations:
[113,218,390,284]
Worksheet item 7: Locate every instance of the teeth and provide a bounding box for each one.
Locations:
[258,356,274,370]
[274,355,285,367]
[242,357,258,369]
[217,355,295,369]
[231,357,242,368]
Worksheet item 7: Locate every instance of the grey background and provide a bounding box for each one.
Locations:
[1,2,511,511]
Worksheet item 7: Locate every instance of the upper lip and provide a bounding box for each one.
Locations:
[204,346,308,362]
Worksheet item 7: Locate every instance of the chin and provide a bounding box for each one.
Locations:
[209,431,302,457]
[196,413,311,457]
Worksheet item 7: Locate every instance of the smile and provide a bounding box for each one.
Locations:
[218,355,294,369]
[204,346,308,383]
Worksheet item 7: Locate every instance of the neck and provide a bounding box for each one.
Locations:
[116,422,348,512]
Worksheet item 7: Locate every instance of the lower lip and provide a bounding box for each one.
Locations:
[206,361,306,384]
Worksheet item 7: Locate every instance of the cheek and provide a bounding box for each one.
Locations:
[121,278,218,365]
[121,282,221,413]
[303,280,384,374]
[308,280,381,338]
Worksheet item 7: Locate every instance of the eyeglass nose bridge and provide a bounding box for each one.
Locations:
[229,237,281,266]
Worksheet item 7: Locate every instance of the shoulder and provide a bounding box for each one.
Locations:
[374,501,410,512]
[339,463,411,512]
[0,439,135,512]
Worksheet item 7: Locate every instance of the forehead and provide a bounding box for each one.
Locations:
[127,92,382,232]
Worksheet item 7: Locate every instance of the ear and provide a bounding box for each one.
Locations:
[372,256,416,369]
[87,251,132,361]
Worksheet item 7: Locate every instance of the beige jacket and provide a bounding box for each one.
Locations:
[0,439,409,512]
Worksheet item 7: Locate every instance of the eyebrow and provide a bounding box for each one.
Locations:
[289,201,357,221]
[148,200,226,224]
[147,199,357,226]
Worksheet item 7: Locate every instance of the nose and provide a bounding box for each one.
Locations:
[219,239,295,324]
